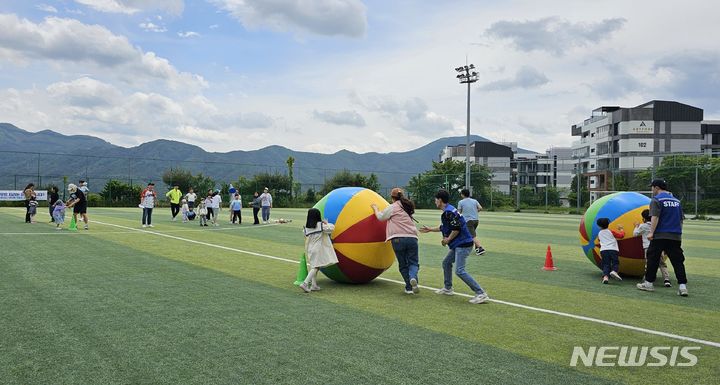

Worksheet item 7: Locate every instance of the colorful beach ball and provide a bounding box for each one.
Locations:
[313,187,395,283]
[579,192,651,277]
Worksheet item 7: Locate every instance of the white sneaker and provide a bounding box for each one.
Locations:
[469,293,489,304]
[298,282,311,293]
[148,224,154,228]
[636,281,655,292]
[310,284,321,291]
[609,271,622,281]
[142,224,147,228]
[404,289,414,295]
[409,278,419,294]
[435,287,454,296]
[678,284,688,297]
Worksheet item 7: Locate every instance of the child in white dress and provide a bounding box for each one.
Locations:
[299,208,339,293]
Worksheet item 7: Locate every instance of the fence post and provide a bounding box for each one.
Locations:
[695,165,699,218]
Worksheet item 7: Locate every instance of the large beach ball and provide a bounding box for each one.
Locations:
[579,192,651,277]
[313,187,395,283]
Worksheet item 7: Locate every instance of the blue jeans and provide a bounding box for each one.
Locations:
[391,237,419,290]
[442,246,484,294]
[600,250,619,276]
[262,206,270,222]
[142,207,153,225]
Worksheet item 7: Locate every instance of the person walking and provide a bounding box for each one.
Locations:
[458,188,486,255]
[259,187,272,223]
[140,183,157,228]
[371,188,420,295]
[47,186,59,223]
[637,179,689,296]
[420,189,489,304]
[22,183,36,223]
[250,191,261,225]
[299,208,339,293]
[166,185,182,221]
[66,183,89,230]
[230,193,242,224]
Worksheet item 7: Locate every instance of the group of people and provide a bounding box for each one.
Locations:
[300,187,490,305]
[22,180,90,230]
[595,179,689,296]
[138,184,275,228]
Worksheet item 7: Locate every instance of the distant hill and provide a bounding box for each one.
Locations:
[0,123,534,192]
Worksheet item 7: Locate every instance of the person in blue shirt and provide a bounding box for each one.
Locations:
[637,179,689,296]
[458,188,486,255]
[420,189,489,304]
[230,193,242,225]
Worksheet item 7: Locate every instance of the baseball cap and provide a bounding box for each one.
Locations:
[650,179,667,190]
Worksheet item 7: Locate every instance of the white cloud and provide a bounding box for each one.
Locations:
[36,4,58,13]
[479,66,549,91]
[178,31,200,38]
[209,0,366,37]
[73,0,184,15]
[139,22,167,33]
[312,110,366,127]
[0,14,205,90]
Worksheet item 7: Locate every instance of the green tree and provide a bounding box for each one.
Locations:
[320,170,380,195]
[568,174,589,208]
[161,168,215,195]
[286,156,295,200]
[407,160,493,209]
[100,179,142,206]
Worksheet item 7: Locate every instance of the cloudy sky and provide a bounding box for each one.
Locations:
[1,0,718,154]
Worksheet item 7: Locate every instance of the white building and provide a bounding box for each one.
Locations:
[571,100,706,192]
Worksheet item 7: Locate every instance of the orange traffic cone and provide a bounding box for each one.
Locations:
[543,245,557,271]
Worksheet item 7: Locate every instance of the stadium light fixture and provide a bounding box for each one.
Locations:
[454,62,479,194]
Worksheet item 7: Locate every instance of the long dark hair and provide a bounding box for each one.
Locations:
[24,183,34,190]
[305,208,322,229]
[391,189,415,217]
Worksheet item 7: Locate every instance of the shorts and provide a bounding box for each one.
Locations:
[73,203,87,214]
[465,220,478,237]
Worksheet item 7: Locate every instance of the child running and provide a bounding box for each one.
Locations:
[197,199,208,227]
[299,208,339,293]
[634,209,671,287]
[596,217,624,284]
[52,199,66,229]
[181,199,190,223]
[28,196,38,223]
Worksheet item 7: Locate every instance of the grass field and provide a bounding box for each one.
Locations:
[1,207,718,384]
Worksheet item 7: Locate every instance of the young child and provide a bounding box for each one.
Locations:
[181,199,190,223]
[52,199,66,229]
[634,209,672,287]
[197,199,208,227]
[597,217,624,284]
[299,208,339,293]
[229,193,242,225]
[28,196,38,223]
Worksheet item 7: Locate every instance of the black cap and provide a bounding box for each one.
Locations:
[650,179,667,190]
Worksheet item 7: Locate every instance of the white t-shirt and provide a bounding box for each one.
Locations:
[211,195,222,209]
[141,190,155,208]
[260,192,272,207]
[598,229,621,252]
[185,192,197,203]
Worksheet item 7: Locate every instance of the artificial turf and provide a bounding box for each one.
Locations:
[0,207,718,384]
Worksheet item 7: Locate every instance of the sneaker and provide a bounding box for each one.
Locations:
[310,284,321,291]
[148,224,154,228]
[84,225,89,230]
[609,271,622,281]
[404,289,414,295]
[664,280,672,288]
[142,224,147,228]
[409,278,419,294]
[678,284,688,297]
[435,287,454,295]
[298,282,311,293]
[172,217,176,221]
[469,293,489,304]
[602,276,609,284]
[636,281,655,292]
[475,247,486,256]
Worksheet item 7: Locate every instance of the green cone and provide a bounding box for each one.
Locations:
[293,253,309,286]
[68,216,78,232]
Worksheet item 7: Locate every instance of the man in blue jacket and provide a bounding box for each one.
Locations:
[420,189,489,304]
[637,179,689,296]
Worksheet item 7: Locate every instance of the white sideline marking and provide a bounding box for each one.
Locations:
[92,220,720,349]
[0,224,276,236]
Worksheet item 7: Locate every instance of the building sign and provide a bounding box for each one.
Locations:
[618,139,654,152]
[0,190,48,201]
[619,121,654,135]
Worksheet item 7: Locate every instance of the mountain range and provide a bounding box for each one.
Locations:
[0,123,534,191]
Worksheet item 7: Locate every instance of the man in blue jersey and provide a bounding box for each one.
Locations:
[420,189,489,304]
[637,179,689,296]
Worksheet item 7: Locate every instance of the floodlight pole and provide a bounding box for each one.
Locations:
[455,64,478,195]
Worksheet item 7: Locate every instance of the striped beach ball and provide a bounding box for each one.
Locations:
[313,187,395,283]
[579,192,651,277]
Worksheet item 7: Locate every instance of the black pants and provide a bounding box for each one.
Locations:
[645,238,688,284]
[170,203,180,218]
[206,207,214,220]
[232,210,242,224]
[49,205,55,222]
[24,200,31,223]
[142,208,153,225]
[252,207,260,224]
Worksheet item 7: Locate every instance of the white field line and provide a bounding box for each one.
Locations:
[92,220,720,349]
[0,224,277,236]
